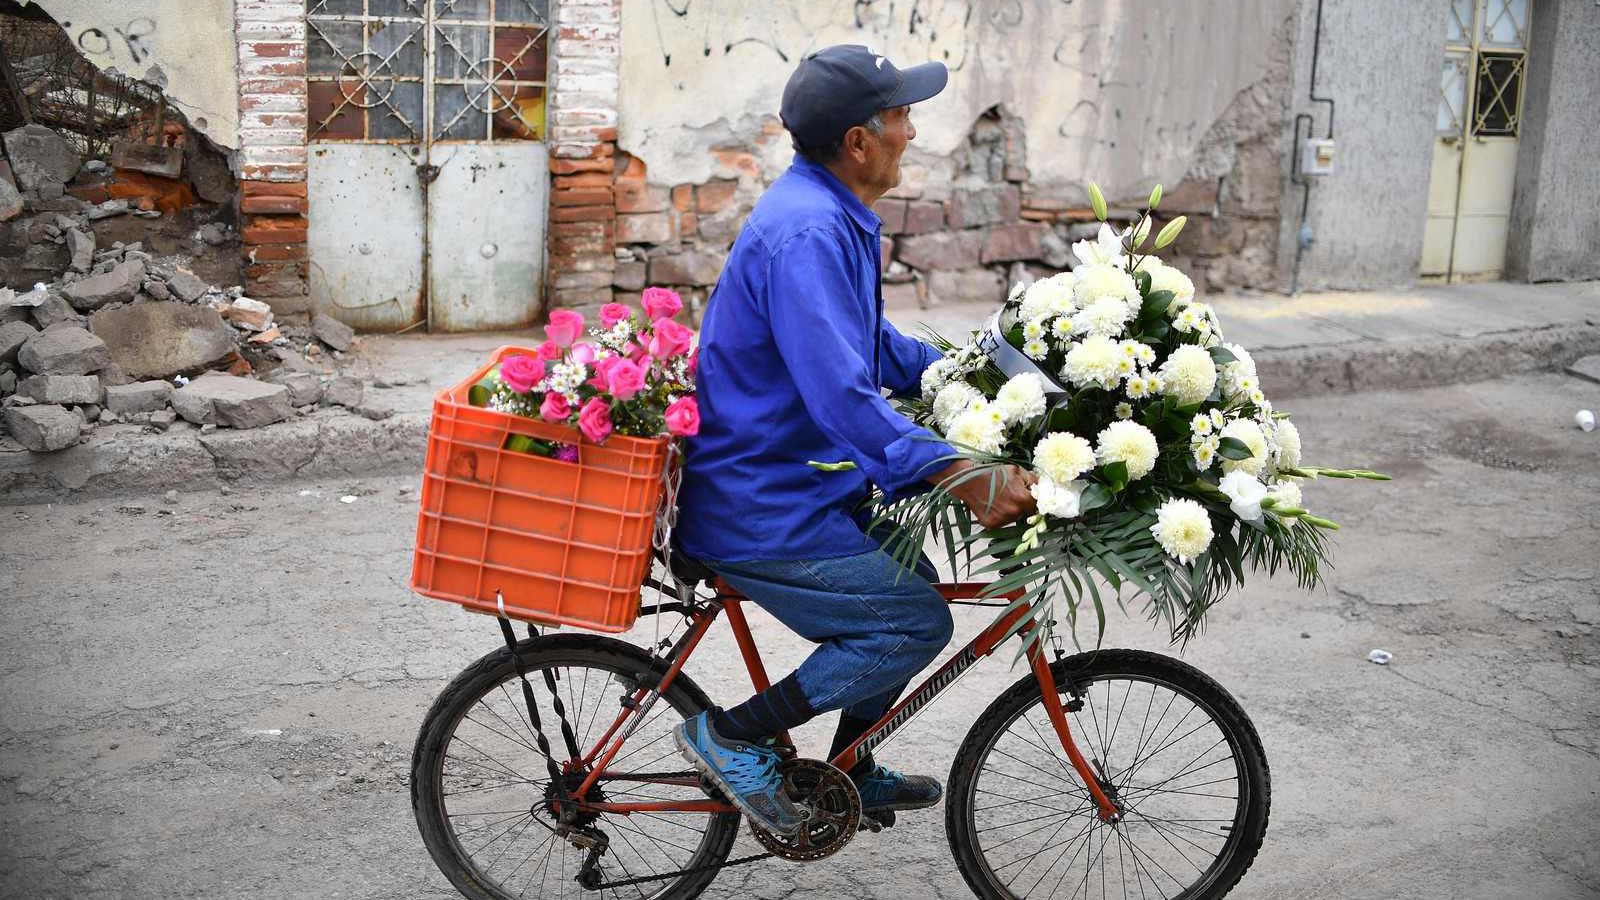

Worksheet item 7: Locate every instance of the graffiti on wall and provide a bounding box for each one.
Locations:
[621,0,1290,194]
[59,17,158,67]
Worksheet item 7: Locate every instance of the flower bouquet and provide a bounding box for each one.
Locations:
[881,183,1387,644]
[468,286,701,446]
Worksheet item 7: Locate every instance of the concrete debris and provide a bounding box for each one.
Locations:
[267,371,323,407]
[3,285,50,309]
[16,327,110,375]
[170,373,293,430]
[1,125,81,194]
[0,179,22,222]
[66,228,95,273]
[311,313,355,352]
[103,381,174,415]
[0,321,37,364]
[86,199,131,221]
[149,409,177,431]
[3,404,83,452]
[321,375,363,408]
[224,297,274,332]
[15,374,101,405]
[30,296,83,330]
[63,259,145,311]
[164,267,210,303]
[91,303,236,380]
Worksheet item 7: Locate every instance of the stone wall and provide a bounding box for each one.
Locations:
[1506,0,1600,283]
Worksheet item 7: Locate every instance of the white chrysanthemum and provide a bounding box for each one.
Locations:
[1248,388,1266,406]
[1219,342,1257,395]
[995,373,1048,426]
[1276,419,1302,470]
[1033,432,1097,484]
[1219,418,1269,475]
[1133,254,1163,272]
[1072,297,1136,338]
[1050,316,1075,340]
[1191,434,1220,470]
[1061,335,1123,389]
[1007,280,1027,304]
[1151,498,1214,564]
[1115,402,1134,419]
[1096,420,1159,480]
[1267,479,1302,510]
[1190,413,1214,437]
[1125,374,1155,400]
[1209,409,1227,429]
[1022,319,1046,341]
[921,357,957,399]
[1147,263,1196,305]
[1020,273,1077,321]
[1072,222,1126,268]
[1023,339,1049,360]
[1123,340,1157,366]
[1073,265,1140,307]
[1032,477,1087,520]
[1172,307,1204,334]
[932,381,982,428]
[1159,345,1217,406]
[947,405,1005,455]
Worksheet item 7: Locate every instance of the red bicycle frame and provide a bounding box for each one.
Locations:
[567,580,1122,823]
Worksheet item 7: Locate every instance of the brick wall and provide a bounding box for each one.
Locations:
[544,0,622,316]
[234,0,309,314]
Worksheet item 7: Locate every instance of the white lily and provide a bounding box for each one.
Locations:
[1071,222,1127,269]
[1218,470,1269,523]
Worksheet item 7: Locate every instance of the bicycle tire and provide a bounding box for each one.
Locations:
[412,633,740,900]
[945,649,1270,900]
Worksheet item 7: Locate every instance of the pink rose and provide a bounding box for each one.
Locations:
[539,391,571,422]
[589,355,620,389]
[604,358,647,401]
[498,354,545,394]
[536,340,562,361]
[664,396,700,437]
[546,309,585,348]
[627,341,649,364]
[578,397,613,444]
[687,349,699,380]
[641,286,683,321]
[570,342,597,365]
[648,318,694,359]
[599,303,632,328]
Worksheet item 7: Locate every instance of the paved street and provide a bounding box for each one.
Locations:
[3,371,1599,900]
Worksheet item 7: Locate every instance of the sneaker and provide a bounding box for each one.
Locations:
[674,710,808,836]
[853,764,943,813]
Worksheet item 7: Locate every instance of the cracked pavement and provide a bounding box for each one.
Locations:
[2,371,1598,899]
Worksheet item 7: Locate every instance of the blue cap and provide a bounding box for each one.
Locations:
[780,45,948,150]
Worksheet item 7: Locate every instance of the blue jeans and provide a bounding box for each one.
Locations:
[707,527,953,723]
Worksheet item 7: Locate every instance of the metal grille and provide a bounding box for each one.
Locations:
[1435,0,1529,141]
[306,0,547,143]
[1436,52,1469,138]
[1472,51,1525,137]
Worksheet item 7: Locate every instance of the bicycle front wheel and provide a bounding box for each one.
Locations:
[946,649,1270,900]
[412,633,740,900]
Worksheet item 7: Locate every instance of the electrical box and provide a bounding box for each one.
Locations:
[1300,139,1336,176]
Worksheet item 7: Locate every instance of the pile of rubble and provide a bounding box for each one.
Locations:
[1,125,379,455]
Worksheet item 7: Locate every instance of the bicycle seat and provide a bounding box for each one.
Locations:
[660,548,718,587]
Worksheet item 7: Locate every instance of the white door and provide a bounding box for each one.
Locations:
[305,0,551,332]
[1421,0,1531,282]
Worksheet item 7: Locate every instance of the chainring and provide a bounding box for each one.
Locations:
[748,758,861,862]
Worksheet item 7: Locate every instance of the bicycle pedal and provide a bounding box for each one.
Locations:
[860,809,896,832]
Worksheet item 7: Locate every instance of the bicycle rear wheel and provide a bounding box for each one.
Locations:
[412,633,739,900]
[946,649,1270,900]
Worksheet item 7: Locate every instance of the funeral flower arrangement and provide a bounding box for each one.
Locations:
[881,183,1386,642]
[470,287,700,457]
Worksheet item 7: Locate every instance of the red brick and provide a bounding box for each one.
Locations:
[616,154,646,180]
[243,41,302,58]
[678,211,698,237]
[616,212,673,244]
[981,223,1050,264]
[246,243,307,262]
[239,77,306,94]
[244,58,306,77]
[553,172,613,190]
[242,180,308,197]
[241,194,308,215]
[551,187,614,207]
[240,164,306,182]
[671,184,694,212]
[874,198,909,234]
[903,201,946,235]
[242,215,309,245]
[710,148,761,181]
[245,262,308,280]
[245,278,307,298]
[696,179,738,214]
[549,220,611,239]
[551,156,614,175]
[552,204,617,223]
[615,181,667,214]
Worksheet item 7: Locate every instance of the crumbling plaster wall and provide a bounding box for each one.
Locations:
[24,0,239,148]
[619,0,1293,200]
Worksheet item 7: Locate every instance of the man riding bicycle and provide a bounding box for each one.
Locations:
[673,45,1038,837]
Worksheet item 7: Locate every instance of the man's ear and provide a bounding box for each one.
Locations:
[842,125,872,165]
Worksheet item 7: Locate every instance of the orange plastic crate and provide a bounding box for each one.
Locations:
[410,346,669,633]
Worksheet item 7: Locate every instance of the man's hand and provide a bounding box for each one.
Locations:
[932,460,1038,529]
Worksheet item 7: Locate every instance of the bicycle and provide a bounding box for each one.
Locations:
[410,555,1271,900]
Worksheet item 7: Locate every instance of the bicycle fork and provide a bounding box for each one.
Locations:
[1025,635,1124,825]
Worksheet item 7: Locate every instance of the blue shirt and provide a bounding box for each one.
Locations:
[675,156,952,563]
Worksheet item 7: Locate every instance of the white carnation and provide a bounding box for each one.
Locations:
[1096,420,1159,480]
[1061,335,1123,390]
[1151,497,1214,564]
[1032,477,1087,520]
[1159,345,1217,406]
[1219,418,1269,475]
[1072,297,1136,338]
[933,381,982,428]
[995,373,1048,426]
[1073,265,1140,306]
[1277,419,1302,469]
[1147,263,1196,305]
[1020,273,1077,321]
[1033,432,1097,484]
[947,405,1005,455]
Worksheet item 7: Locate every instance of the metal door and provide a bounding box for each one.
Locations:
[1421,0,1531,282]
[305,0,550,332]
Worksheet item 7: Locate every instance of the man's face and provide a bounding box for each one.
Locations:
[862,105,916,193]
